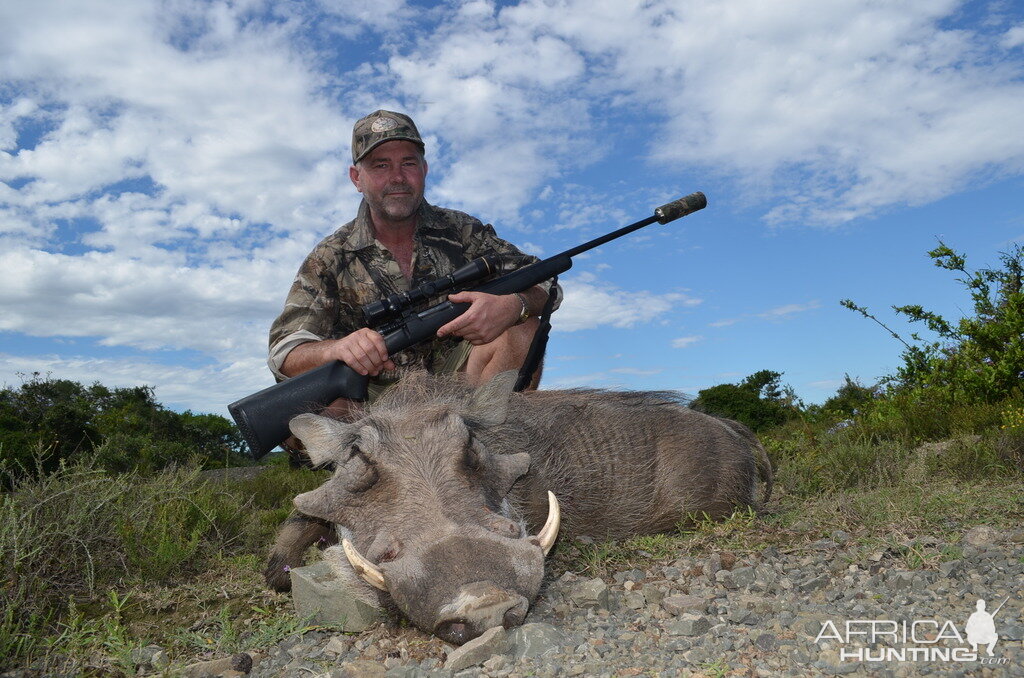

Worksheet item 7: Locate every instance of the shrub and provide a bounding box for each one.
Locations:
[842,241,1024,406]
[0,375,248,482]
[690,370,799,431]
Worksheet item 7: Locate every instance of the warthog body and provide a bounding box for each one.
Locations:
[266,371,771,644]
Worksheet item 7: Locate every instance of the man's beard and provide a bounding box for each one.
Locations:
[368,183,421,223]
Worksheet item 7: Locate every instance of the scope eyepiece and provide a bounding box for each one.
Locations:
[361,255,499,327]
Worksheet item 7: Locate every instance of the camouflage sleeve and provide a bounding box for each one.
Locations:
[465,221,563,311]
[267,245,354,380]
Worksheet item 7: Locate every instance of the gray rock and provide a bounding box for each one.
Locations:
[508,623,565,659]
[325,635,353,656]
[290,561,383,631]
[623,590,646,610]
[567,577,610,610]
[798,574,829,593]
[706,553,722,580]
[384,668,430,678]
[963,525,1001,547]
[666,614,711,636]
[444,626,509,672]
[1002,624,1024,641]
[661,594,707,615]
[181,656,236,678]
[731,566,756,589]
[333,660,387,678]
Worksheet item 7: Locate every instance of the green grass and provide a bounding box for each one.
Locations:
[0,455,328,674]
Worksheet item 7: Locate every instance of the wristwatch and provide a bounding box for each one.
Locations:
[513,292,531,325]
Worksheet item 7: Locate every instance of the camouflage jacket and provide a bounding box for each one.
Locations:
[268,199,561,382]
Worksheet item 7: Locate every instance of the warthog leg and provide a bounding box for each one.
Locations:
[264,510,339,592]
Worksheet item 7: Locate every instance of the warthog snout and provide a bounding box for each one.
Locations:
[433,581,530,645]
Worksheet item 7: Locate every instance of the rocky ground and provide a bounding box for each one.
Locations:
[163,525,1023,678]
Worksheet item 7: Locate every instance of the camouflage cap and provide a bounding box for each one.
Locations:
[351,110,425,164]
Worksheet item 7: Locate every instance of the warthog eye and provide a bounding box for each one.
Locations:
[345,444,379,492]
[462,440,482,471]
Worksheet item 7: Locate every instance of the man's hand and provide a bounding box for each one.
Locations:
[280,327,395,378]
[332,327,396,375]
[437,291,521,344]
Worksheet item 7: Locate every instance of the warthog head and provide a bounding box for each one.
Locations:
[288,373,559,645]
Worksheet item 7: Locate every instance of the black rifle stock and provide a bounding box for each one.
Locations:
[229,191,707,457]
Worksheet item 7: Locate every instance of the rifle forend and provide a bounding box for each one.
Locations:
[228,191,707,458]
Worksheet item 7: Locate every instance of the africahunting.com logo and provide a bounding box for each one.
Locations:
[814,597,1011,666]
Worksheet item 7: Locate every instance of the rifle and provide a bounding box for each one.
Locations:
[229,191,707,457]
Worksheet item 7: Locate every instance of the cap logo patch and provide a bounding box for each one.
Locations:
[371,117,399,133]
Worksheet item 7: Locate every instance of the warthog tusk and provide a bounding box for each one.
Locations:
[536,491,561,555]
[342,538,388,592]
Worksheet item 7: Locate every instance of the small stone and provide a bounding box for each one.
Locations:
[1001,623,1024,641]
[661,594,707,615]
[325,635,353,656]
[706,553,722,579]
[290,561,383,631]
[444,626,509,672]
[939,560,964,578]
[508,623,565,659]
[755,634,779,652]
[666,614,711,636]
[334,660,387,678]
[482,654,507,672]
[567,577,610,610]
[231,653,253,673]
[962,525,1000,547]
[798,575,829,593]
[151,650,170,670]
[181,657,235,678]
[731,566,756,589]
[623,590,646,610]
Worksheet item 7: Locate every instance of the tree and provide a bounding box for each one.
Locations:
[842,241,1024,404]
[690,370,798,431]
[0,374,247,479]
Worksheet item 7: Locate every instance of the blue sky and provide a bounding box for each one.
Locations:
[1,0,1023,416]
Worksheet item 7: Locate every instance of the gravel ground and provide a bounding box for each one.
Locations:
[180,525,1024,678]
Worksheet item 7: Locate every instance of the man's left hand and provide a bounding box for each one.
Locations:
[437,291,521,344]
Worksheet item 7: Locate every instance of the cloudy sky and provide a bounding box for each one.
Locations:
[2,0,1023,417]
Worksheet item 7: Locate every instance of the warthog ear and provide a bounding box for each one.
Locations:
[490,451,531,496]
[465,370,518,426]
[293,484,334,521]
[289,414,354,467]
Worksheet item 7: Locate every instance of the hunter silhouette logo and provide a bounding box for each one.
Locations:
[814,596,1012,665]
[966,597,1007,656]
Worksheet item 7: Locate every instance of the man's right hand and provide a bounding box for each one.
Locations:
[280,328,395,378]
[332,327,396,376]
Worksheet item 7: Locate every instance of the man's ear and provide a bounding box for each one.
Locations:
[349,164,362,192]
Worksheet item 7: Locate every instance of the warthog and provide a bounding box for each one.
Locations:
[265,371,772,645]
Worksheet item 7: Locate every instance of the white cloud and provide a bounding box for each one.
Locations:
[552,277,700,332]
[1003,24,1024,48]
[0,352,271,416]
[671,335,702,349]
[757,301,822,320]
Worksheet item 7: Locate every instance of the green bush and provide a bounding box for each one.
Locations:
[690,369,800,431]
[0,375,248,482]
[842,241,1024,406]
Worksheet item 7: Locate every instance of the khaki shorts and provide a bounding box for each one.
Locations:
[365,339,473,403]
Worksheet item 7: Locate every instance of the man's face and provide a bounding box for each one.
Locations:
[350,140,428,226]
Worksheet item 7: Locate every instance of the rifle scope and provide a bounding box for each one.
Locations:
[362,254,500,327]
